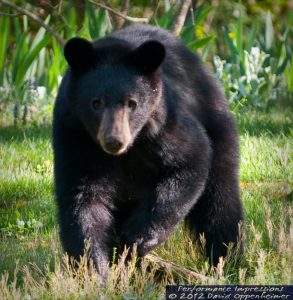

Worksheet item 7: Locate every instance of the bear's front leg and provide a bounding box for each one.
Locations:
[120,166,209,256]
[58,195,114,282]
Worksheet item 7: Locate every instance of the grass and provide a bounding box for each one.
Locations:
[0,106,292,299]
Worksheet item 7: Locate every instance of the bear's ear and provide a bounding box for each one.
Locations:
[64,37,95,70]
[132,40,165,73]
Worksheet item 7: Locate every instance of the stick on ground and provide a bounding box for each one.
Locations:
[146,254,211,282]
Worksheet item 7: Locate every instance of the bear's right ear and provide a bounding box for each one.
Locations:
[64,37,95,70]
[132,40,165,73]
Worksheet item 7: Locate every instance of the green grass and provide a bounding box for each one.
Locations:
[0,107,292,299]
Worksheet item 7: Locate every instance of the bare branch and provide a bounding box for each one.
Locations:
[172,0,192,36]
[89,0,148,24]
[145,254,211,281]
[0,0,65,46]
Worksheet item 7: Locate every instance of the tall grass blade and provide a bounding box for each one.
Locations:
[0,14,10,85]
[247,22,257,51]
[223,30,239,63]
[47,39,66,92]
[86,2,100,38]
[187,36,214,51]
[181,25,195,44]
[194,5,214,26]
[15,34,51,88]
[276,44,289,75]
[95,8,110,38]
[157,6,174,28]
[37,48,46,81]
[265,11,273,50]
[11,35,28,84]
[236,9,243,61]
[30,16,50,50]
[223,30,245,75]
[163,0,171,12]
[181,5,214,44]
[285,57,293,92]
[14,16,51,87]
[201,42,212,62]
[22,14,28,32]
[65,0,77,37]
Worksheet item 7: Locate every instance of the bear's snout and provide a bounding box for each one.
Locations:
[104,136,124,153]
[97,106,131,155]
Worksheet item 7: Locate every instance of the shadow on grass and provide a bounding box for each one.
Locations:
[0,179,53,207]
[0,230,61,283]
[0,123,52,143]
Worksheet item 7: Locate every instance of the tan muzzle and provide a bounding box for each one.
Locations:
[97,106,131,155]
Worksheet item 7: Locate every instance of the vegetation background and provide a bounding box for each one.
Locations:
[0,0,292,299]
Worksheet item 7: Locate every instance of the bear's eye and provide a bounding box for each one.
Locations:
[127,99,137,111]
[91,96,106,111]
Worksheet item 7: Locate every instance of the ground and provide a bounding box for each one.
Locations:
[0,106,292,299]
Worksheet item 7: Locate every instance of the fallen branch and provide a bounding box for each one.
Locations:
[89,0,149,24]
[172,0,192,36]
[146,254,211,281]
[0,0,65,46]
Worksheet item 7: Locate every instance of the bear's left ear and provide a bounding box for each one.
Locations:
[64,37,95,70]
[132,40,165,73]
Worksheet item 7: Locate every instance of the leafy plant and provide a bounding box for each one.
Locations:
[214,46,283,110]
[0,14,52,124]
[214,9,292,111]
[0,1,292,122]
[1,218,43,238]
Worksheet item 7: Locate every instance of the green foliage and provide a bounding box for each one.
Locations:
[213,9,292,110]
[1,218,43,238]
[214,47,282,109]
[86,3,111,38]
[0,1,292,123]
[13,18,51,89]
[0,14,54,125]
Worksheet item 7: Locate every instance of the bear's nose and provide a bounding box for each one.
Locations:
[104,137,123,153]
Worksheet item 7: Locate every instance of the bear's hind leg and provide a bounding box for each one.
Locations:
[185,120,244,265]
[186,176,244,265]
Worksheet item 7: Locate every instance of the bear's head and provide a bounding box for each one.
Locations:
[64,37,165,155]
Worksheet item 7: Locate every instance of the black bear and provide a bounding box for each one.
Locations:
[53,25,244,280]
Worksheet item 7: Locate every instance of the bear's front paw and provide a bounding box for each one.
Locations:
[120,216,166,256]
[122,230,161,257]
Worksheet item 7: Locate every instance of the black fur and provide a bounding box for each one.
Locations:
[53,25,244,280]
